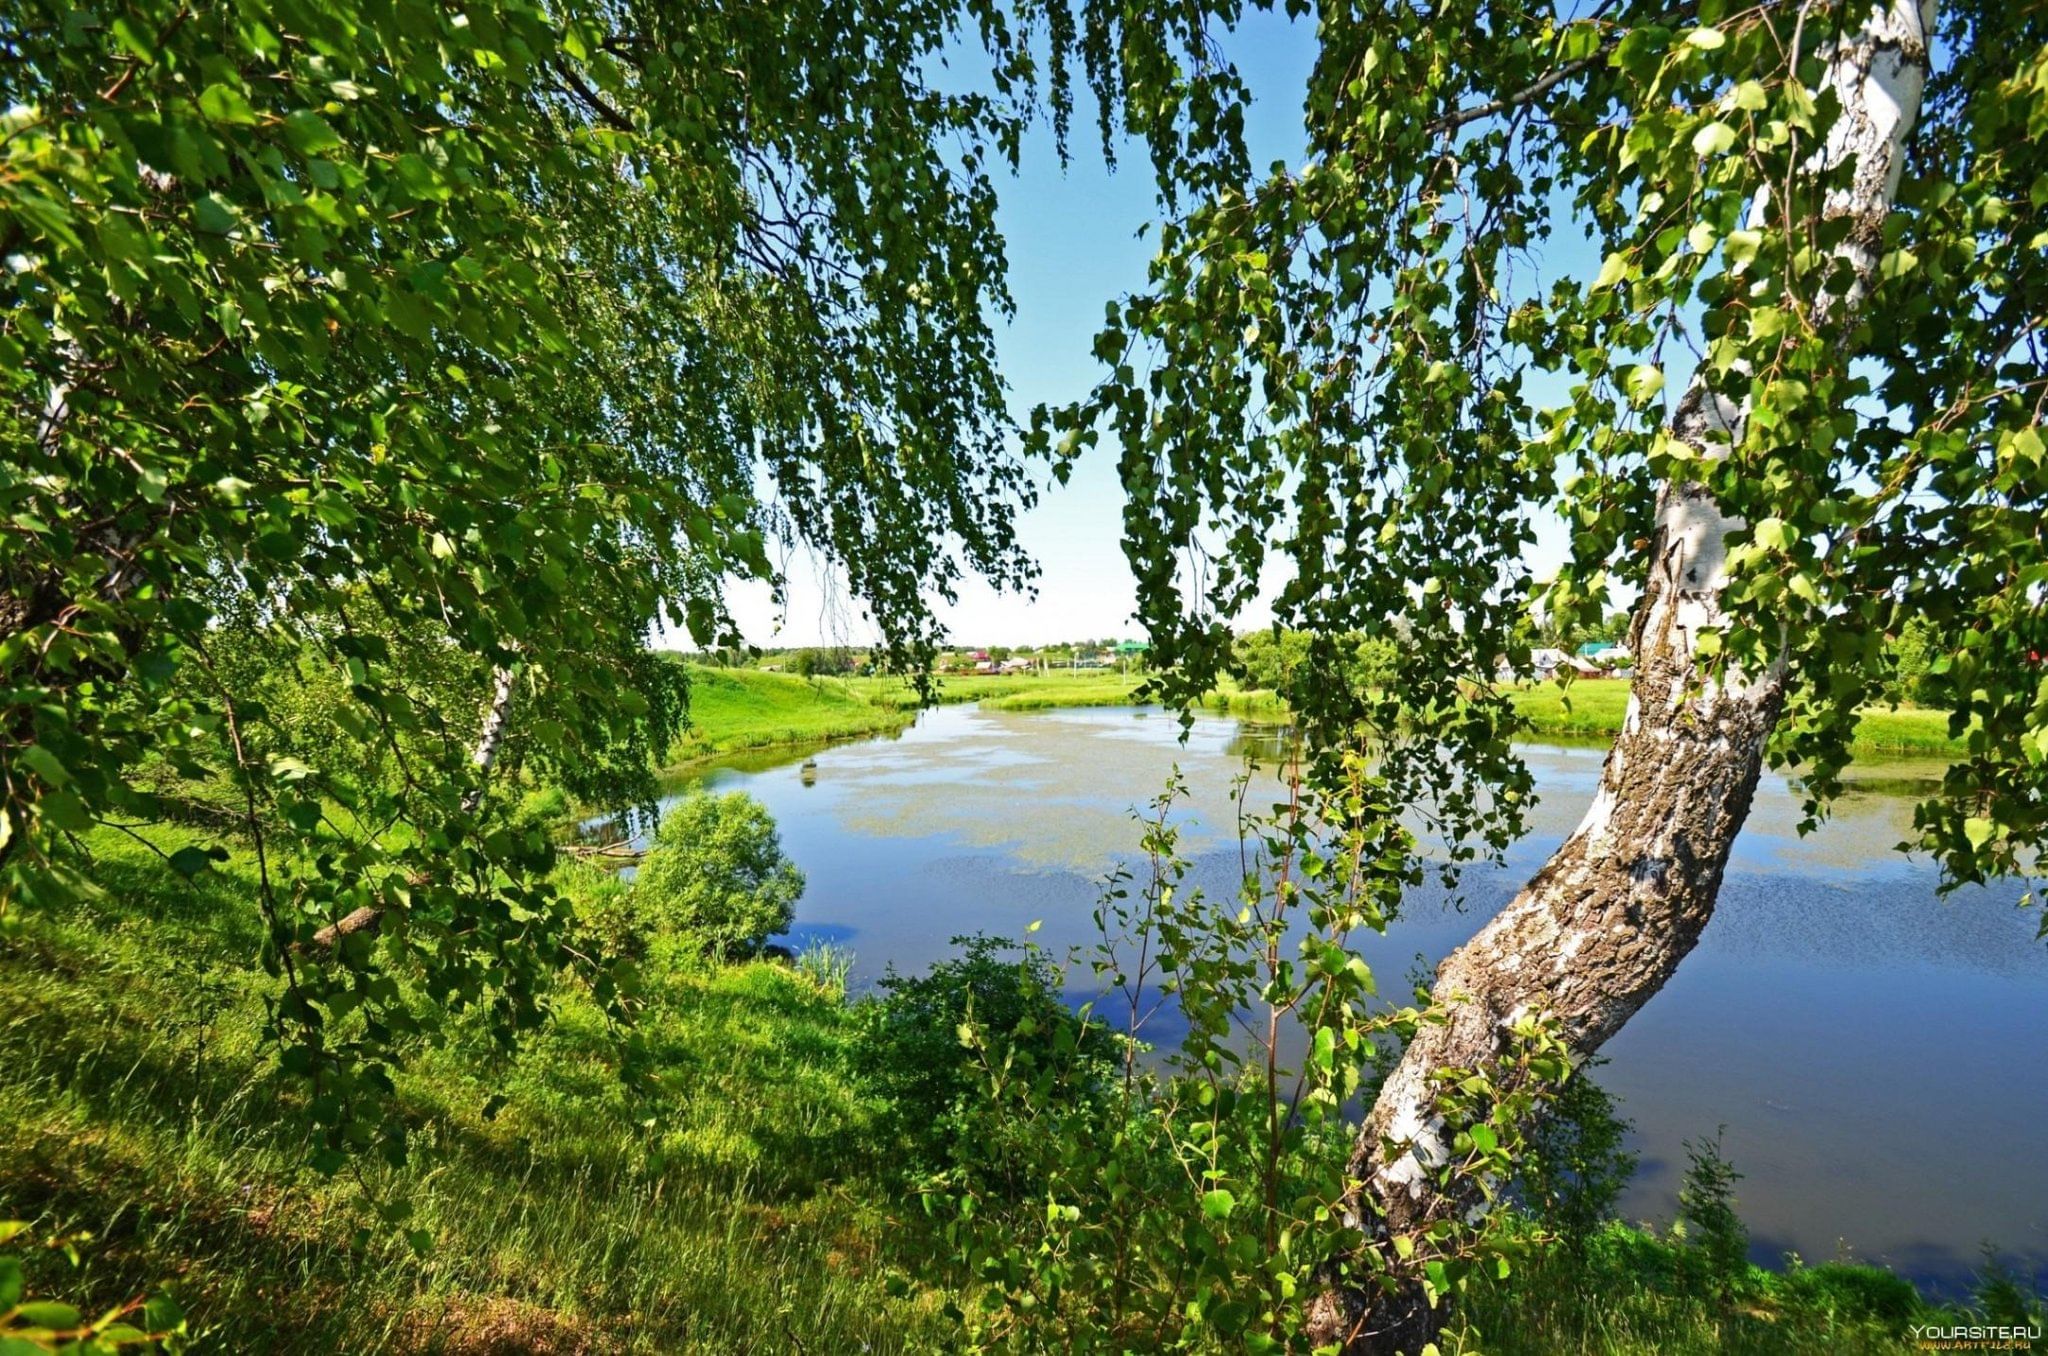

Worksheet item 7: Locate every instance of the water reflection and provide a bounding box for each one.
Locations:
[613,703,2047,1293]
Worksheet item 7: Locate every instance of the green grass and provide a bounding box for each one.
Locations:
[845,669,1146,710]
[1506,677,1634,742]
[1443,1221,1977,1356]
[1847,705,1968,756]
[671,666,913,762]
[4,827,2022,1353]
[0,827,945,1353]
[1507,678,1964,756]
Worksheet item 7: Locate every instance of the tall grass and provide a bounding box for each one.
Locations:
[0,829,943,1353]
[1443,1221,1959,1355]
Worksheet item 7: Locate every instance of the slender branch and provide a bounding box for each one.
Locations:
[552,61,634,133]
[1426,4,1705,135]
[1428,49,1615,134]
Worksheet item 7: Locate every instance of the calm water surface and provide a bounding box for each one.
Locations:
[636,703,2047,1291]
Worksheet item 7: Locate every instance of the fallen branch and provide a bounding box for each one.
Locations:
[561,840,643,863]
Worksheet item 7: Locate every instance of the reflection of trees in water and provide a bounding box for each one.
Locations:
[1759,760,1952,862]
[575,804,653,848]
[594,719,1969,889]
[1224,721,1295,765]
[1792,771,1946,810]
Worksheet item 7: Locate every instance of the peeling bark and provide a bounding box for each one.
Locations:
[1306,5,1934,1350]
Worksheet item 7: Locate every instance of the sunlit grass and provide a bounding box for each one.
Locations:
[846,669,1145,710]
[0,827,946,1353]
[671,666,913,762]
[1507,678,1963,757]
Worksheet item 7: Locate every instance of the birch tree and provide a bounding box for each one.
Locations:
[1048,1,2047,1348]
[0,0,1201,1168]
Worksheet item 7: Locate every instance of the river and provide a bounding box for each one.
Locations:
[621,702,2048,1293]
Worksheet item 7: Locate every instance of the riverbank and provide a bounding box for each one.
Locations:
[5,826,2027,1352]
[848,670,1287,715]
[668,667,914,763]
[1508,679,1962,756]
[850,670,1143,711]
[664,668,1185,768]
[680,666,1961,762]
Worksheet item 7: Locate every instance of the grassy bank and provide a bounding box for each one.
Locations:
[0,827,941,1353]
[5,829,2030,1352]
[670,667,913,762]
[846,669,1146,711]
[1508,679,1964,756]
[1443,1220,1987,1356]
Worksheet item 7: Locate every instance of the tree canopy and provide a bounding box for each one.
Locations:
[1050,0,2047,890]
[0,0,1214,1165]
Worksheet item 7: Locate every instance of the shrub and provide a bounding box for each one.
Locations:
[633,793,803,961]
[1515,1059,1638,1255]
[1779,1261,1923,1325]
[514,784,571,829]
[789,646,853,678]
[560,860,641,960]
[1677,1127,1750,1297]
[906,778,1567,1350]
[853,934,1117,1179]
[792,940,855,996]
[1885,614,1941,705]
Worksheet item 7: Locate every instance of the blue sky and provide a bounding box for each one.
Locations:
[722,10,1593,650]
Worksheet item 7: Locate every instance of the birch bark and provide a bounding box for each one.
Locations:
[1306,5,1936,1349]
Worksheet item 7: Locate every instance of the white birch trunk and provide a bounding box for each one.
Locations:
[1306,5,1935,1349]
[459,663,518,816]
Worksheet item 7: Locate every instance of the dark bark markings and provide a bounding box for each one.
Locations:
[1306,4,1934,1349]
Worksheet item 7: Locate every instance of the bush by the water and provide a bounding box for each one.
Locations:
[1514,1058,1639,1256]
[634,792,804,960]
[854,934,1119,1178]
[1678,1127,1752,1297]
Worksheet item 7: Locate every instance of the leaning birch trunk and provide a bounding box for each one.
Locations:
[1305,5,1934,1350]
[303,662,517,953]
